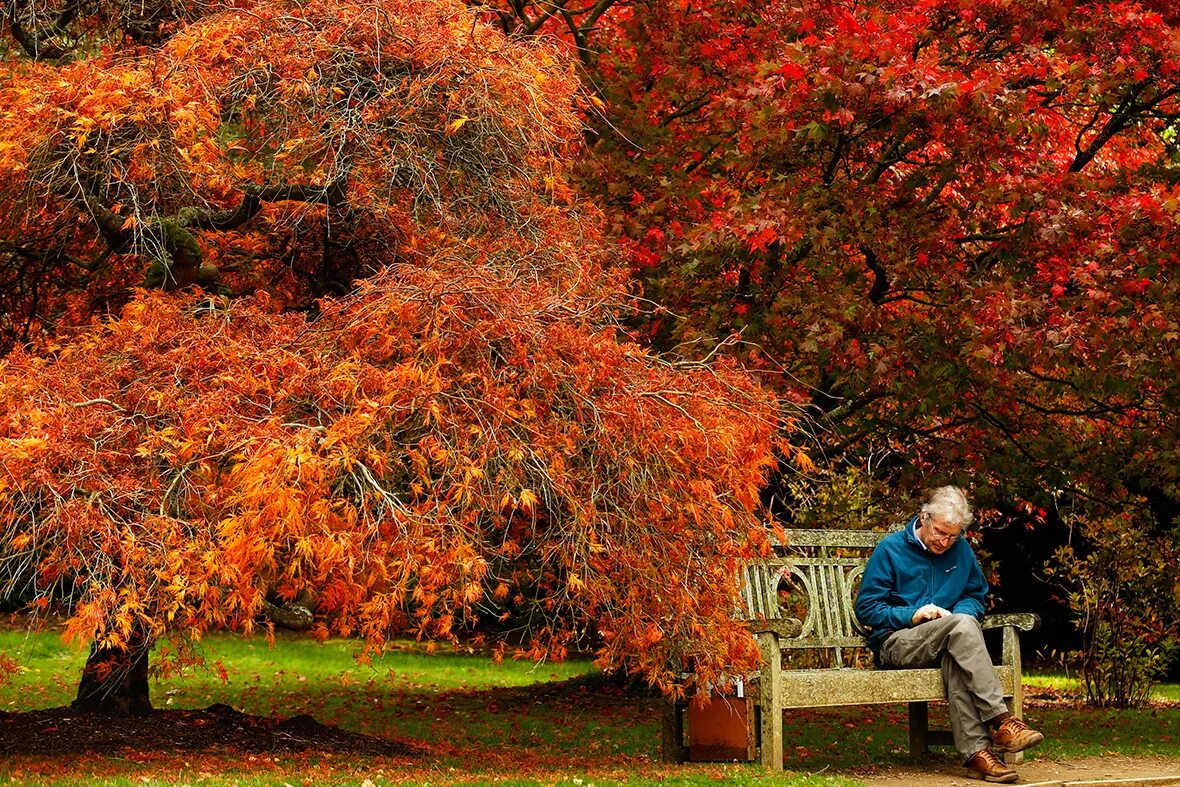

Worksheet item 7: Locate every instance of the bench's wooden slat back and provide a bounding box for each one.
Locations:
[742,528,897,651]
[741,560,786,620]
[778,529,890,548]
[741,560,772,620]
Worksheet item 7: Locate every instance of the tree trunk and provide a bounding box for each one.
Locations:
[72,639,152,714]
[263,598,314,631]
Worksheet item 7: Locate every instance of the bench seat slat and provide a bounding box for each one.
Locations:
[782,635,868,649]
[772,665,1017,708]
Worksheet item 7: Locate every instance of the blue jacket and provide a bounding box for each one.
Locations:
[854,517,989,658]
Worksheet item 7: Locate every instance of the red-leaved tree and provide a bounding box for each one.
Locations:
[485,0,1180,515]
[479,0,1180,692]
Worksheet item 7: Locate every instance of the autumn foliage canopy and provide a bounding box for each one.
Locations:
[4,0,1180,709]
[573,0,1180,511]
[0,0,782,702]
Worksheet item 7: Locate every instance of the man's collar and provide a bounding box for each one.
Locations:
[911,517,929,551]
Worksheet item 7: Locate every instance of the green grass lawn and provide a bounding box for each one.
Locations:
[1024,670,1180,702]
[1,626,1177,786]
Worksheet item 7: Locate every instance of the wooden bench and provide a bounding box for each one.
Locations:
[662,528,1040,769]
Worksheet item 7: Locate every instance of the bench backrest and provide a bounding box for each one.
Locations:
[740,528,894,651]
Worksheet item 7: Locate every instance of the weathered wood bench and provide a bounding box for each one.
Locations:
[662,528,1040,769]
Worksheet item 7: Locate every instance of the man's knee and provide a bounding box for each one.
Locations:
[946,614,985,647]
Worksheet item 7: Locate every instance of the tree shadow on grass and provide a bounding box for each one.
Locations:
[0,702,422,758]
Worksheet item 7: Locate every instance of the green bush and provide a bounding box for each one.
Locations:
[1080,623,1177,707]
[1048,512,1180,708]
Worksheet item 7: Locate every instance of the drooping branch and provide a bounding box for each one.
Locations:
[181,177,350,232]
[822,132,849,186]
[760,238,814,311]
[862,132,913,186]
[953,219,1030,245]
[520,0,570,35]
[118,0,186,45]
[662,96,711,126]
[58,170,350,289]
[861,244,888,305]
[467,0,618,68]
[1069,82,1180,173]
[49,166,134,252]
[2,240,105,273]
[152,177,349,287]
[577,0,615,34]
[7,0,82,60]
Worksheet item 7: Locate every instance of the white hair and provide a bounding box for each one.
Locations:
[921,485,973,528]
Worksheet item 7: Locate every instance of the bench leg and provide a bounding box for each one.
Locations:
[908,701,929,758]
[757,633,783,769]
[1002,626,1024,766]
[745,690,758,762]
[660,696,685,763]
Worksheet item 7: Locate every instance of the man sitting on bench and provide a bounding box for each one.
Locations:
[854,485,1045,783]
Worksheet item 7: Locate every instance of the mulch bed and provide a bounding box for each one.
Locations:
[0,703,422,758]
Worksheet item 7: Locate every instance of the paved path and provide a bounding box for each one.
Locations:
[857,755,1180,786]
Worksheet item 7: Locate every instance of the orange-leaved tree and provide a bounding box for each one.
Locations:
[0,0,781,712]
[1,0,581,344]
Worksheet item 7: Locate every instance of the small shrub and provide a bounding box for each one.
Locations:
[1048,512,1180,707]
[1078,623,1176,707]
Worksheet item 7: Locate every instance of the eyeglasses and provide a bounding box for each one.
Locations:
[922,516,961,544]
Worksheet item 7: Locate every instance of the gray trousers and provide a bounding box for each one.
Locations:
[879,614,1008,760]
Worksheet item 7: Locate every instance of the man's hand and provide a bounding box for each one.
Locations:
[912,604,951,624]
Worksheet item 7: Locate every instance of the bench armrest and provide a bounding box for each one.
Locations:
[746,618,803,638]
[981,613,1040,632]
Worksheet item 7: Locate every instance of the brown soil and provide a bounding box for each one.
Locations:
[0,703,421,758]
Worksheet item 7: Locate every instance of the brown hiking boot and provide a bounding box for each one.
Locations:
[966,747,1018,783]
[992,715,1045,753]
